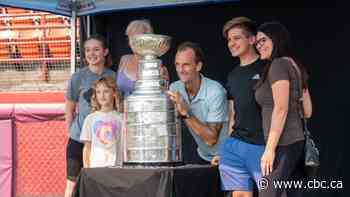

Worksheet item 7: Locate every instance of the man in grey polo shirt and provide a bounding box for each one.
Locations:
[167,41,229,164]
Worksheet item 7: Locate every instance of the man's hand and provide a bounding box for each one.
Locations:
[167,90,222,147]
[211,155,220,166]
[167,90,189,116]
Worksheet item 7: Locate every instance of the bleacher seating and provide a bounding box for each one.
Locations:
[0,7,75,64]
[0,30,10,59]
[15,29,42,59]
[5,7,31,14]
[0,44,9,59]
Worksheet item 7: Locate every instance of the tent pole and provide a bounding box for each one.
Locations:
[87,15,91,37]
[70,0,77,74]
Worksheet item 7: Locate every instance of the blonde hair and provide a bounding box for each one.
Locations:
[90,76,123,112]
[125,19,153,36]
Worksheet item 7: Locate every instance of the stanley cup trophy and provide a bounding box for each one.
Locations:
[123,34,182,166]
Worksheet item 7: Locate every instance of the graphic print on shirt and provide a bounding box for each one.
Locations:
[93,117,121,148]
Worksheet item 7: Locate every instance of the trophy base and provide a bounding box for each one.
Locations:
[123,161,184,168]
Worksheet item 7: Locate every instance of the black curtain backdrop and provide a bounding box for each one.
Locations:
[84,2,347,196]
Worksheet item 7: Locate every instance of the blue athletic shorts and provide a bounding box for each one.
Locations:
[219,137,264,191]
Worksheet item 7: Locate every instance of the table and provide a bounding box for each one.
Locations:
[73,164,224,197]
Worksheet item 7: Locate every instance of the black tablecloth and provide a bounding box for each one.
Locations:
[73,164,224,197]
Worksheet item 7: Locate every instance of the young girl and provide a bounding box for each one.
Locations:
[64,34,115,197]
[80,76,124,168]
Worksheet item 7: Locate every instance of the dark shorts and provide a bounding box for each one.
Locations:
[66,138,84,181]
[258,140,304,197]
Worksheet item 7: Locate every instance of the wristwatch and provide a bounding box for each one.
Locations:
[179,113,191,120]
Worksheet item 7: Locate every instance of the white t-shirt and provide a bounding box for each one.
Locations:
[80,110,123,167]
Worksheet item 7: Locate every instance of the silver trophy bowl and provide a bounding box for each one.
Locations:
[123,34,182,166]
[129,34,171,58]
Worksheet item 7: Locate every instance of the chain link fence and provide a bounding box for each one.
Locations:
[0,7,80,92]
[0,6,80,197]
[15,120,67,197]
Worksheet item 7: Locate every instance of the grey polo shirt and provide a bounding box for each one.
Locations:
[66,66,115,141]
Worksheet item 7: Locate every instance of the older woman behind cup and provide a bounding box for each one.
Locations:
[116,19,169,97]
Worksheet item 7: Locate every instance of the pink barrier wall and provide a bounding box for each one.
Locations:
[0,103,65,197]
[0,119,13,197]
[0,104,65,122]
